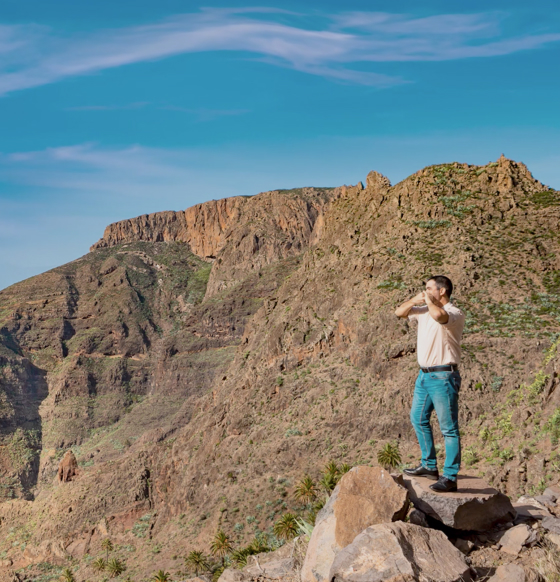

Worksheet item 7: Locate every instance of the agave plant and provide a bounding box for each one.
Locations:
[185,550,210,574]
[101,538,114,562]
[377,442,402,469]
[294,475,318,504]
[273,513,299,540]
[210,529,233,566]
[296,517,314,539]
[59,568,75,582]
[151,570,171,582]
[92,557,107,572]
[106,557,126,578]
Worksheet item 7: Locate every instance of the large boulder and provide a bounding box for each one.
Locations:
[402,474,516,531]
[329,522,472,582]
[301,466,409,582]
[57,451,78,483]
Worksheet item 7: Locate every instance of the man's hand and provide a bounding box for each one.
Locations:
[395,292,425,318]
[412,292,426,305]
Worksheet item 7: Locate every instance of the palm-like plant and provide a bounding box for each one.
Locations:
[294,475,318,504]
[231,547,251,568]
[212,565,226,582]
[151,570,171,582]
[377,442,402,470]
[106,557,126,578]
[185,550,209,575]
[339,463,352,475]
[210,529,233,566]
[319,461,340,493]
[248,536,270,554]
[101,538,114,562]
[273,513,299,540]
[92,557,107,572]
[59,568,75,582]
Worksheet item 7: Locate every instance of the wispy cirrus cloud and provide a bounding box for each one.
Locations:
[0,9,559,94]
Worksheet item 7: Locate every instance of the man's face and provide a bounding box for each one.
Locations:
[425,279,444,302]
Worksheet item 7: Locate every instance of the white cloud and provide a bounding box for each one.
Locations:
[0,9,558,94]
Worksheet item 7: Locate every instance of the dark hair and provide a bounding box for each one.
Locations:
[428,275,453,298]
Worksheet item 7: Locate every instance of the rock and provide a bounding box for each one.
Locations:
[185,578,211,582]
[497,524,536,555]
[243,540,294,578]
[454,538,474,554]
[544,486,560,502]
[513,501,551,523]
[218,569,248,582]
[517,495,547,510]
[547,532,560,549]
[535,494,557,506]
[402,474,516,531]
[408,508,430,527]
[542,515,560,534]
[301,466,409,582]
[329,522,472,582]
[57,451,78,483]
[0,558,13,567]
[487,563,528,582]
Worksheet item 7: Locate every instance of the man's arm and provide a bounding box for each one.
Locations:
[395,292,425,318]
[424,292,449,324]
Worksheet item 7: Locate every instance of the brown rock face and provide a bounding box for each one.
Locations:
[329,522,472,582]
[91,187,341,298]
[57,451,78,483]
[1,157,560,579]
[302,466,409,582]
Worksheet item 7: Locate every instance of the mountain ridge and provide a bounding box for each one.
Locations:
[0,156,559,581]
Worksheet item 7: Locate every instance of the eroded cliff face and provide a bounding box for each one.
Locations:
[92,187,341,298]
[1,158,560,581]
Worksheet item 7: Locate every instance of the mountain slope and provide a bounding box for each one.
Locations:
[0,159,559,581]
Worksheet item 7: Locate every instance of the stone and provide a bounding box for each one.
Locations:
[408,508,430,528]
[301,466,409,582]
[217,569,248,582]
[487,564,527,582]
[454,538,474,554]
[544,486,560,501]
[535,494,557,506]
[547,532,560,549]
[329,522,472,582]
[243,540,294,578]
[542,515,560,535]
[497,524,536,555]
[513,501,551,523]
[402,474,516,531]
[57,451,78,483]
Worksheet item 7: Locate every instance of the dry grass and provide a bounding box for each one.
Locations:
[536,539,560,582]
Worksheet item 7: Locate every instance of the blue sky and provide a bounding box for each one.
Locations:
[1,1,559,290]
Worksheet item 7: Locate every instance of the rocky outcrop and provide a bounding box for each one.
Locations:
[301,466,409,582]
[329,522,472,582]
[57,451,78,483]
[402,474,516,531]
[91,188,342,298]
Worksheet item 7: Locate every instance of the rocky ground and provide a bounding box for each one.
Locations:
[0,156,559,580]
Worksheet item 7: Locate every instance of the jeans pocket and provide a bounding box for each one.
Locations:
[429,371,452,381]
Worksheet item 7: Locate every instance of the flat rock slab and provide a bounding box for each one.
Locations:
[402,474,516,531]
[487,564,528,582]
[542,515,560,535]
[498,524,537,555]
[329,522,472,582]
[513,502,551,522]
[301,466,409,582]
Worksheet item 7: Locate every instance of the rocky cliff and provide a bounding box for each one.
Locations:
[1,157,559,581]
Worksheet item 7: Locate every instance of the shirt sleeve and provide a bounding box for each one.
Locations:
[408,306,427,322]
[442,307,462,328]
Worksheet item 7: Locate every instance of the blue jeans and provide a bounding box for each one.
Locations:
[410,369,461,480]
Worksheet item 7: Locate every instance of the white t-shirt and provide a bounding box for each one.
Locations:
[408,303,465,368]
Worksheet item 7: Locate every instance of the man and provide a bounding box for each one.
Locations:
[395,275,465,493]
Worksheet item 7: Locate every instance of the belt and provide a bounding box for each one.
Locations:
[421,364,458,373]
